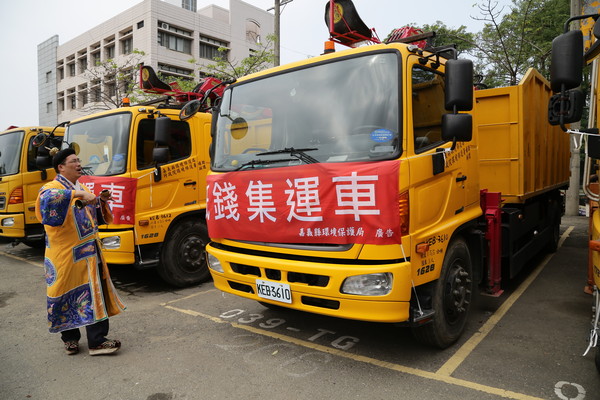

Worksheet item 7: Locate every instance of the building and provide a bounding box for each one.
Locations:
[37,0,274,126]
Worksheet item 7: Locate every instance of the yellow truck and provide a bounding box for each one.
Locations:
[0,125,64,247]
[203,3,569,348]
[549,11,600,371]
[57,67,225,287]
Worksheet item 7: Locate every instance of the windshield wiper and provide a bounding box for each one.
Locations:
[235,158,297,171]
[257,147,319,164]
[81,166,95,175]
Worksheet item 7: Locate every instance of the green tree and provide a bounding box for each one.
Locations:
[471,0,569,87]
[420,21,477,57]
[201,34,276,81]
[82,49,148,112]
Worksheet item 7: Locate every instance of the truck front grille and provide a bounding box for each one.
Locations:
[0,196,5,210]
[230,262,329,287]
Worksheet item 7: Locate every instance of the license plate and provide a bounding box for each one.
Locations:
[256,279,292,304]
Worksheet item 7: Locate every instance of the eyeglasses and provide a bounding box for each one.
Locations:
[64,158,82,164]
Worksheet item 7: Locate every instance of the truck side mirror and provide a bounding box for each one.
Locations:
[550,30,583,93]
[154,116,171,146]
[548,89,584,125]
[442,113,472,142]
[445,59,473,112]
[152,147,169,164]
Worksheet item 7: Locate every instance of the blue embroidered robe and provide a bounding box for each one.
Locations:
[36,174,125,333]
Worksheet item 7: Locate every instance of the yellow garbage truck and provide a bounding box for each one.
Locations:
[0,125,64,247]
[203,1,569,348]
[57,66,226,287]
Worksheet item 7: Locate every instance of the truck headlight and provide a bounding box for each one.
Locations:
[1,217,15,227]
[207,253,224,273]
[341,273,393,296]
[101,236,121,249]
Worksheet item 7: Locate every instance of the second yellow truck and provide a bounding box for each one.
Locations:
[203,5,569,348]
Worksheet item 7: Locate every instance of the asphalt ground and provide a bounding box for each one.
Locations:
[1,215,599,400]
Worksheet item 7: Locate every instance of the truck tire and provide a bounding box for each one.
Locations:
[157,218,211,287]
[411,238,473,349]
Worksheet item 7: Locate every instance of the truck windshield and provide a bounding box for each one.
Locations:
[212,51,400,171]
[0,130,24,176]
[65,112,131,176]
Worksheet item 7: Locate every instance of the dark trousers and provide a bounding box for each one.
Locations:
[61,319,109,348]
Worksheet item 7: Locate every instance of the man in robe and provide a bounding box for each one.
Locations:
[36,148,125,355]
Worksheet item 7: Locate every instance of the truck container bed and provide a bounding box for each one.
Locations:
[475,68,570,203]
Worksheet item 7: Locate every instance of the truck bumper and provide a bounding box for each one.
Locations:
[207,243,412,323]
[0,213,25,238]
[98,229,136,264]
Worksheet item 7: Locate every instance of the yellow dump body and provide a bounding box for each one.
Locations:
[476,68,570,203]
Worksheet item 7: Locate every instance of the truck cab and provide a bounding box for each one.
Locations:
[0,126,64,247]
[205,42,478,348]
[63,104,212,286]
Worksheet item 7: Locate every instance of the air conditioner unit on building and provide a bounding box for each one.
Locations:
[160,23,169,30]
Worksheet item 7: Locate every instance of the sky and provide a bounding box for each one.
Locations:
[0,0,512,130]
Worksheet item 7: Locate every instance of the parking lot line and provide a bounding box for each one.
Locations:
[165,304,545,400]
[0,250,43,268]
[437,225,574,377]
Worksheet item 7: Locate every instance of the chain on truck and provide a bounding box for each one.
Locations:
[52,67,228,287]
[0,125,65,248]
[202,0,569,348]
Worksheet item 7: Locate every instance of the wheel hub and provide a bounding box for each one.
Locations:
[444,264,472,323]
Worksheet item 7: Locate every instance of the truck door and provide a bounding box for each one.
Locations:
[21,133,57,229]
[131,115,199,243]
[407,58,476,280]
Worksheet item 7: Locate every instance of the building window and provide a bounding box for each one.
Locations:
[106,81,116,99]
[137,20,144,29]
[46,102,52,113]
[105,45,115,60]
[158,63,193,76]
[78,84,88,106]
[121,37,133,55]
[182,0,196,11]
[46,71,52,83]
[79,57,87,73]
[199,35,228,61]
[92,51,101,66]
[58,67,64,81]
[68,63,76,77]
[69,95,76,110]
[91,80,101,102]
[158,32,192,54]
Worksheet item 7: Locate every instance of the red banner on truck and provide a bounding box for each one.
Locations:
[79,176,137,224]
[207,160,401,245]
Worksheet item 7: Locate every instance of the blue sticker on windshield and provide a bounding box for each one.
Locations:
[370,129,394,142]
[113,153,124,162]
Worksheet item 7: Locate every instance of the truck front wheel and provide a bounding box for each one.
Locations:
[412,238,473,349]
[158,219,211,287]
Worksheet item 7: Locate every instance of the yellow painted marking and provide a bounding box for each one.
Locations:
[0,250,43,268]
[165,303,545,399]
[164,226,576,400]
[161,288,218,306]
[436,226,574,377]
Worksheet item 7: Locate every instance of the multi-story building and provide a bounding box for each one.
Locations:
[37,0,273,126]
